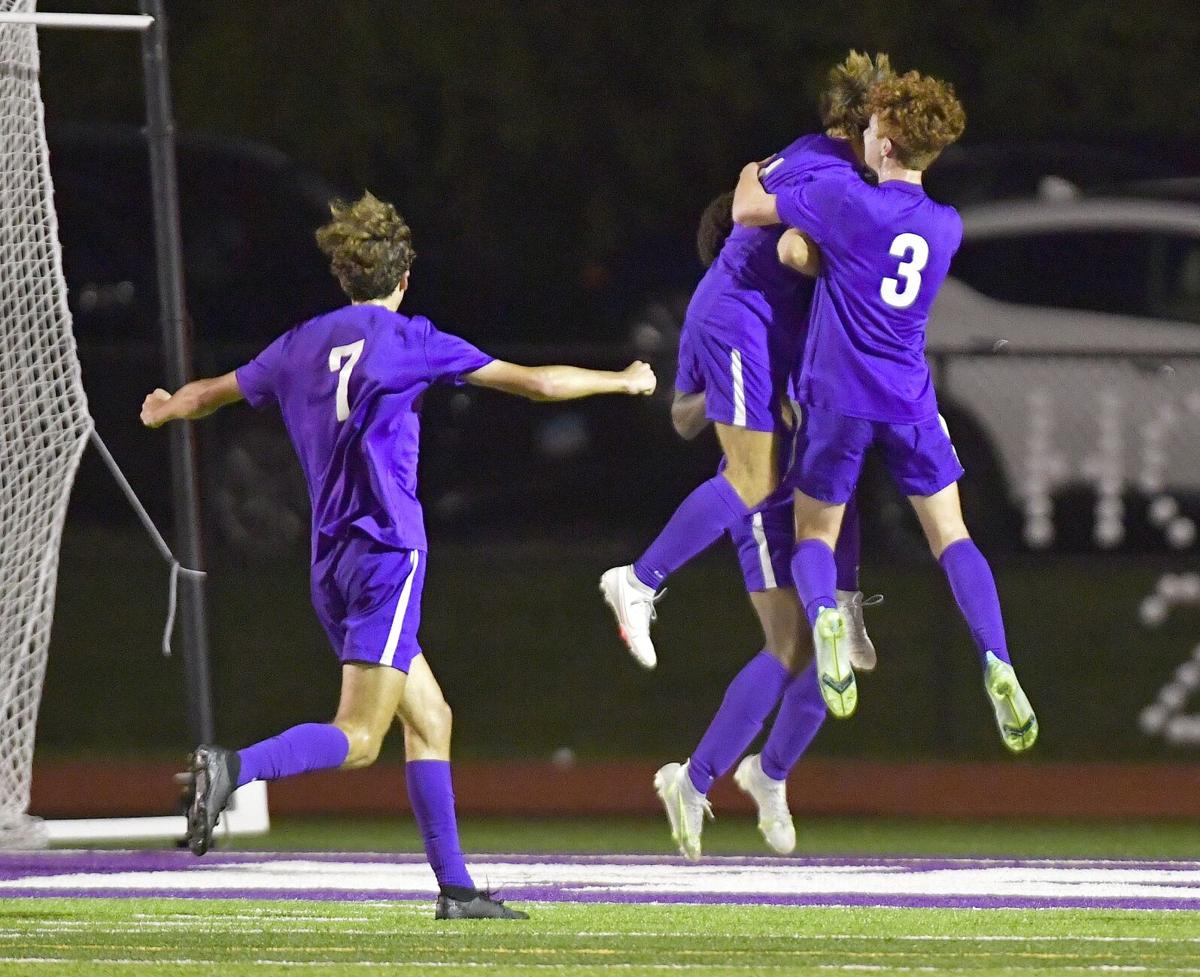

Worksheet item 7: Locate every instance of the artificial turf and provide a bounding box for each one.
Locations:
[0,898,1196,976]
[245,814,1200,861]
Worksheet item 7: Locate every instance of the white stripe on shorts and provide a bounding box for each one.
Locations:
[731,349,746,426]
[937,413,962,465]
[750,512,777,590]
[380,550,420,668]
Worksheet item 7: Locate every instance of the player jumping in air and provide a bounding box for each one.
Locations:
[601,52,891,673]
[732,72,1038,750]
[650,202,823,859]
[141,192,656,919]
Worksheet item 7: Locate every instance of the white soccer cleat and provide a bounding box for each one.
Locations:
[600,565,662,669]
[813,605,857,718]
[733,753,795,855]
[837,590,882,673]
[653,761,712,861]
[983,652,1039,753]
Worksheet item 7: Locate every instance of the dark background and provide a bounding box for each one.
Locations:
[28,1,1200,765]
[38,0,1200,344]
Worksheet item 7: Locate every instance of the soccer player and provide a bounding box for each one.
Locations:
[732,72,1038,751]
[601,52,891,672]
[140,192,656,919]
[648,189,856,862]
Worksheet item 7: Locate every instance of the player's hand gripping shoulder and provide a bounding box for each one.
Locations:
[465,359,656,402]
[140,371,244,428]
[777,228,822,276]
[731,160,781,227]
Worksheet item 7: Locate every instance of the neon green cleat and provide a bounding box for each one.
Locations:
[984,651,1038,752]
[813,606,856,718]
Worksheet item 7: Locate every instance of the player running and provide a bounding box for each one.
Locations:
[140,192,656,919]
[650,184,864,861]
[601,52,892,672]
[732,72,1038,751]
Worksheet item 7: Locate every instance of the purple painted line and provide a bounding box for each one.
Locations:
[3,851,1200,912]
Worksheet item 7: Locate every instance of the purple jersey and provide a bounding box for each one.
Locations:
[701,134,858,318]
[235,304,493,558]
[778,174,962,424]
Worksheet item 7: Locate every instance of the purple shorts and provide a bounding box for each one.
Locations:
[729,499,794,592]
[311,534,427,672]
[684,284,796,433]
[789,405,964,504]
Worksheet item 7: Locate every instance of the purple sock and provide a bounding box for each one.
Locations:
[760,663,826,780]
[939,538,1010,666]
[688,651,791,795]
[790,539,838,627]
[406,760,475,893]
[235,723,350,788]
[633,474,750,589]
[834,493,861,592]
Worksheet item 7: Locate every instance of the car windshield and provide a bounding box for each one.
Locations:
[953,231,1200,325]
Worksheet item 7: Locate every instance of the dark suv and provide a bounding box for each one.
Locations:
[54,126,706,556]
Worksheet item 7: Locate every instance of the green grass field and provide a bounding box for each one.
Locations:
[1,817,1197,976]
[2,898,1197,977]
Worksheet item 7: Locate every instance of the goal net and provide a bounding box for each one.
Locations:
[0,1,94,847]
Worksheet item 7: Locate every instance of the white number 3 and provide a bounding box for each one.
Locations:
[328,339,365,422]
[880,233,929,309]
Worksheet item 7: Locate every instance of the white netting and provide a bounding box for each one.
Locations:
[0,1,93,847]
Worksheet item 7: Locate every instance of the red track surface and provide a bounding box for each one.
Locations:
[30,759,1200,818]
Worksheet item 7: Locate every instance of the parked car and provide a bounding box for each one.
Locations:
[53,126,709,554]
[927,196,1200,549]
[52,124,345,553]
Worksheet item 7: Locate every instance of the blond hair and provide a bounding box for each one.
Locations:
[820,51,894,136]
[868,71,966,170]
[314,192,416,301]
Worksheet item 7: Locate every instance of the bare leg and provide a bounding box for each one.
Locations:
[332,662,407,768]
[715,422,779,507]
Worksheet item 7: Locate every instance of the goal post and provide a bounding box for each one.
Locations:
[0,1,267,847]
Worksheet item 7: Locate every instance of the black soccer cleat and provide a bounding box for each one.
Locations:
[184,744,240,857]
[434,891,529,920]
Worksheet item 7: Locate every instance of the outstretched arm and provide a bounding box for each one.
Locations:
[777,228,822,276]
[464,359,656,402]
[140,371,244,428]
[731,161,781,227]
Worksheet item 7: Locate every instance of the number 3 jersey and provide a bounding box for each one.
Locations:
[776,174,962,424]
[235,304,493,559]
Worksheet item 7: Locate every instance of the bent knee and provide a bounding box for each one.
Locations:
[418,698,453,745]
[929,526,971,560]
[337,723,386,769]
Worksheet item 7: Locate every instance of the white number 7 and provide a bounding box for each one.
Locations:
[328,339,365,422]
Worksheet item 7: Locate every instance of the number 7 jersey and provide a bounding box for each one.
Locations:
[776,173,963,424]
[235,304,493,559]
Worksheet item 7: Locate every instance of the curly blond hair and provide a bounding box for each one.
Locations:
[314,192,416,302]
[868,71,965,170]
[820,50,893,136]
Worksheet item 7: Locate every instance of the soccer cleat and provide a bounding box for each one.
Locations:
[983,652,1039,753]
[184,744,239,857]
[434,891,529,920]
[600,565,663,669]
[733,754,796,855]
[837,590,883,673]
[812,606,857,718]
[653,761,712,862]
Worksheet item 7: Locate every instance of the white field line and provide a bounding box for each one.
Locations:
[4,923,1200,944]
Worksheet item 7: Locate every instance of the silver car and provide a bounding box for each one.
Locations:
[928,196,1200,549]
